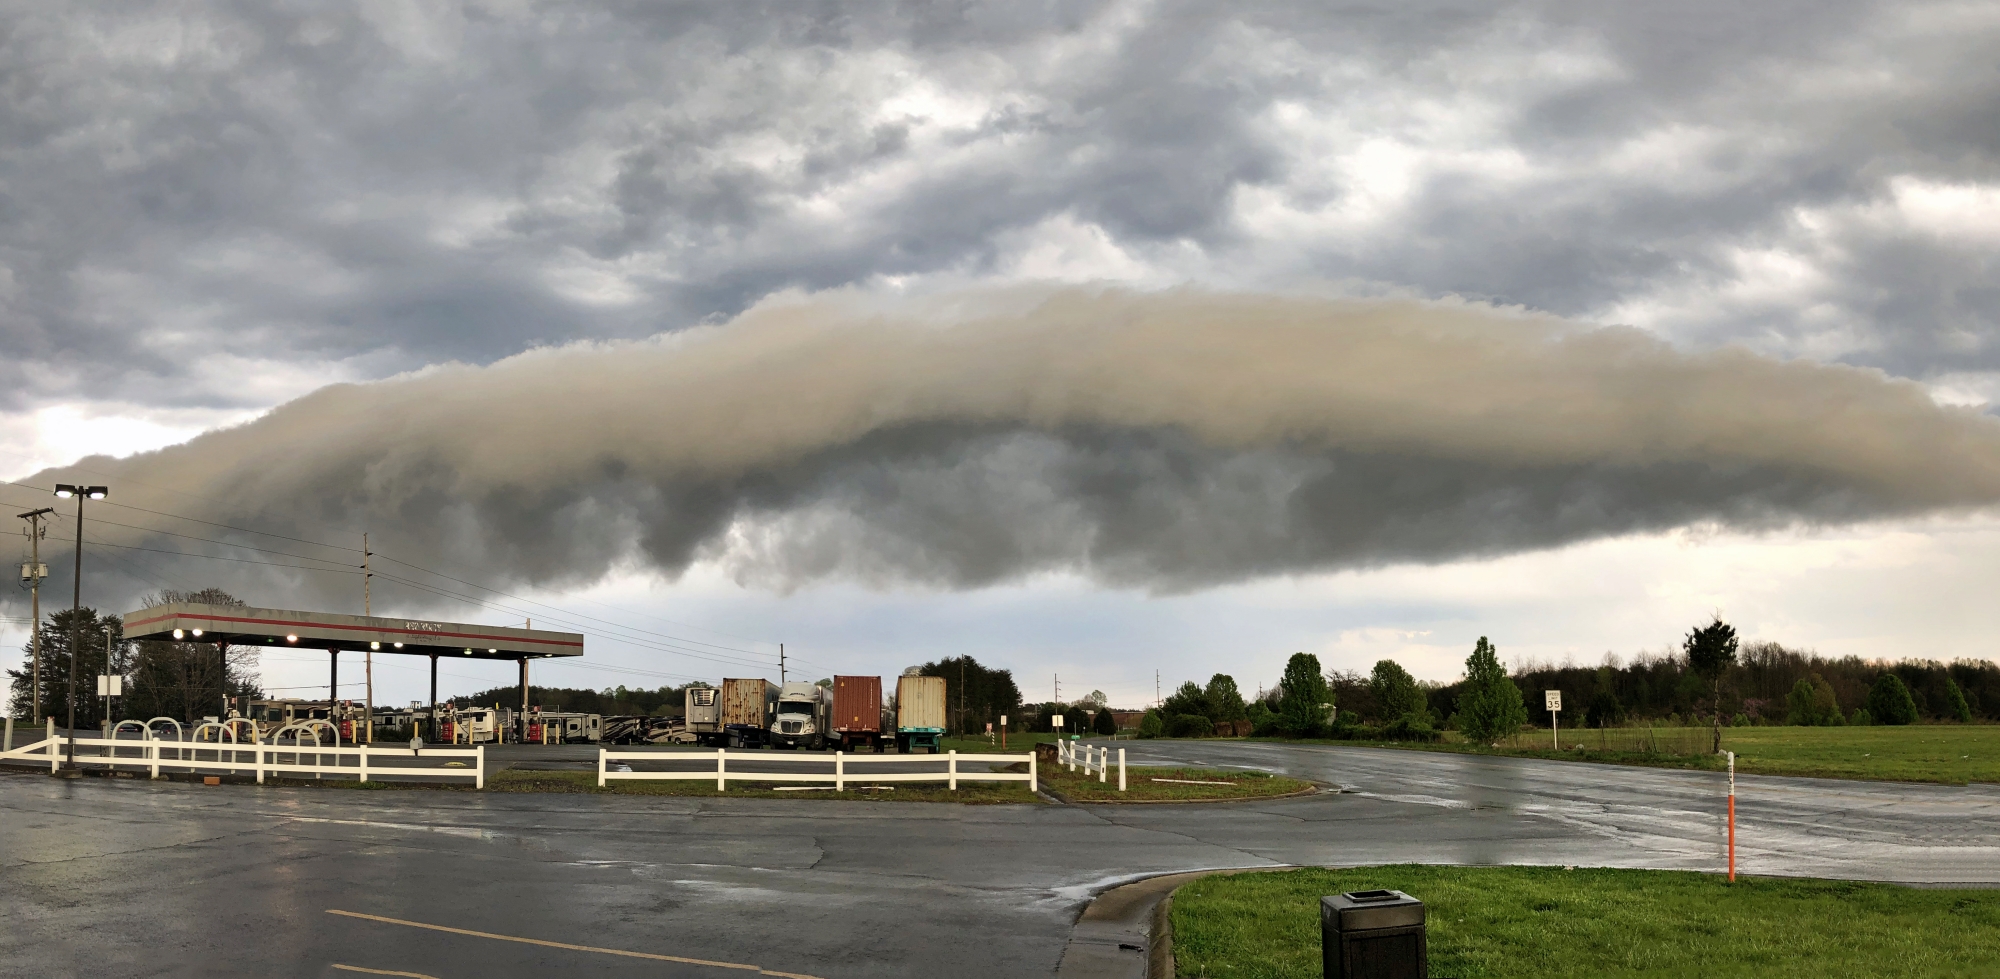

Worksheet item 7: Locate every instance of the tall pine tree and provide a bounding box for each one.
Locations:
[1454,637,1526,743]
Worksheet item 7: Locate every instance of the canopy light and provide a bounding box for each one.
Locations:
[172,629,184,639]
[286,634,298,642]
[370,641,381,650]
[191,629,202,637]
[394,642,404,648]
[487,648,497,653]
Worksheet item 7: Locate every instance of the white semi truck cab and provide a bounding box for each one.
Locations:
[772,681,830,750]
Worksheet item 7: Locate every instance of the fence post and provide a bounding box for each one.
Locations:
[255,744,264,784]
[1098,745,1106,783]
[475,744,485,789]
[949,750,958,791]
[717,747,727,792]
[359,745,369,784]
[1118,748,1126,792]
[1029,751,1037,793]
[835,751,844,792]
[47,717,57,773]
[150,731,160,780]
[597,747,607,787]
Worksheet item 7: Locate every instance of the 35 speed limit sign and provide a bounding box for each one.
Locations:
[1545,690,1562,712]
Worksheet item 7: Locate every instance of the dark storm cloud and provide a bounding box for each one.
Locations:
[13,288,2000,613]
[6,0,1998,420]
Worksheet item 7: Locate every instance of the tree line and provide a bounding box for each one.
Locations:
[1138,619,1993,747]
[4,589,263,725]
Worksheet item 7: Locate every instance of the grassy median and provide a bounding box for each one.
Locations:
[1244,723,1997,785]
[1171,865,2000,978]
[1037,764,1314,803]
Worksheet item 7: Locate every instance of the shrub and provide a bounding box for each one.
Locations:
[1786,674,1841,726]
[1377,716,1442,743]
[1850,708,1872,726]
[1138,710,1165,739]
[1168,713,1213,738]
[1867,674,1919,726]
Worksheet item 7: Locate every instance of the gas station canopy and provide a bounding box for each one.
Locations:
[121,603,584,660]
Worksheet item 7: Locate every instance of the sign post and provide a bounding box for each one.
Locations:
[1000,714,1008,751]
[1545,690,1562,750]
[1727,750,1737,882]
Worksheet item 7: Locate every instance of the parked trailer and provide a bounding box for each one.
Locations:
[685,686,721,745]
[720,678,777,748]
[832,675,886,752]
[896,671,947,754]
[772,682,830,750]
[601,715,648,745]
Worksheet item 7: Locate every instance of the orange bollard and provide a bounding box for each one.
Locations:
[1727,750,1737,882]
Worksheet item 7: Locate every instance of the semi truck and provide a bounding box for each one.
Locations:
[685,685,722,745]
[895,670,946,754]
[831,675,885,752]
[771,681,830,750]
[720,678,777,748]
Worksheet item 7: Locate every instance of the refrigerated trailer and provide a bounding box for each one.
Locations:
[832,675,886,752]
[896,671,946,754]
[685,685,721,745]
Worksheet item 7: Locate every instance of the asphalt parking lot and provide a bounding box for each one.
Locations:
[3,740,1994,978]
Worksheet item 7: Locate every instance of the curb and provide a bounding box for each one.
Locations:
[1053,868,1275,979]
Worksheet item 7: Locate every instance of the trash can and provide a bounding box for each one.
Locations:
[1322,889,1426,979]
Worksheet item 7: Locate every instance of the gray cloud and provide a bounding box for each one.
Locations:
[14,287,2000,612]
[4,0,1998,422]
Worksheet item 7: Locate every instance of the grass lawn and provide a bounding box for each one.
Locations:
[1251,723,1998,785]
[1171,865,2000,979]
[1039,764,1314,803]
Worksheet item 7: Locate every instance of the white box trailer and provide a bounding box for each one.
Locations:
[685,686,722,745]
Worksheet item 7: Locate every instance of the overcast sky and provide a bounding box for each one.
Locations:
[5,1,1999,707]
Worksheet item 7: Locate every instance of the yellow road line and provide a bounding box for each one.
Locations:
[331,965,441,979]
[325,909,824,979]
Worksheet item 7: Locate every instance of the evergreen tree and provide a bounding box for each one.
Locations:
[1454,637,1527,743]
[1204,674,1246,722]
[6,607,129,727]
[1785,674,1840,726]
[1683,615,1740,754]
[1092,707,1119,736]
[1945,677,1973,723]
[1161,680,1212,720]
[1369,660,1425,722]
[1866,673,1919,726]
[1138,709,1164,739]
[1277,652,1330,736]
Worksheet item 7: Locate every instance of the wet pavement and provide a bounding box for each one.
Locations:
[2,740,1994,978]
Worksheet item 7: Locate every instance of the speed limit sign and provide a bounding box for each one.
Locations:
[1545,690,1561,712]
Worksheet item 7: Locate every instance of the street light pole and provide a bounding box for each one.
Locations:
[53,484,106,775]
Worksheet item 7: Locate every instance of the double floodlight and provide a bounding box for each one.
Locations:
[52,484,108,500]
[170,628,207,640]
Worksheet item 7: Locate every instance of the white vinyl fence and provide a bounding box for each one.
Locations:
[597,747,1037,793]
[0,721,483,787]
[1057,739,1126,791]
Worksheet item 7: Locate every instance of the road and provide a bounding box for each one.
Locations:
[2,740,1994,978]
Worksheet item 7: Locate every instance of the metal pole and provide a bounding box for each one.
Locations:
[519,657,529,744]
[63,494,85,772]
[362,533,372,743]
[329,650,338,738]
[102,624,113,734]
[428,654,438,739]
[779,643,785,685]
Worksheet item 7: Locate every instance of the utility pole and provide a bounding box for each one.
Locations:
[1155,670,1160,708]
[18,508,53,722]
[960,660,966,738]
[1054,674,1060,705]
[363,532,372,743]
[779,643,786,685]
[101,623,116,733]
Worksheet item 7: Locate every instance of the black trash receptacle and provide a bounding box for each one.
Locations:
[1321,889,1426,979]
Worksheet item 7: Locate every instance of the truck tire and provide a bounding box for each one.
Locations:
[811,734,825,751]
